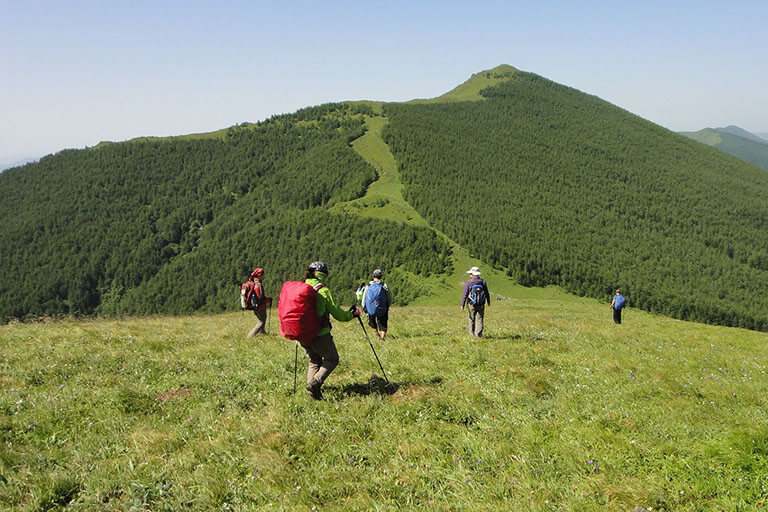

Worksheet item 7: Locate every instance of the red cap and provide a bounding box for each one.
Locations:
[250,268,264,278]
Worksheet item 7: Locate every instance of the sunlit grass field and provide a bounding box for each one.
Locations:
[3,298,768,510]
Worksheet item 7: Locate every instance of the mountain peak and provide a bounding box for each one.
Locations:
[412,64,520,103]
[715,125,768,145]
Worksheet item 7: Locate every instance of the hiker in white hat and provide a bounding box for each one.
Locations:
[461,267,491,337]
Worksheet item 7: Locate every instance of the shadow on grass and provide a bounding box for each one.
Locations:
[327,375,444,399]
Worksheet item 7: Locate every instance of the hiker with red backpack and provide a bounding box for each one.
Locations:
[461,267,491,338]
[361,269,392,341]
[240,268,272,337]
[278,261,360,400]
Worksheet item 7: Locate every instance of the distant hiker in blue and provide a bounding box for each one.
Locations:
[461,267,491,338]
[609,289,626,324]
[361,269,392,341]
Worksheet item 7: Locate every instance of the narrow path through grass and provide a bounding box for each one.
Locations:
[336,109,577,305]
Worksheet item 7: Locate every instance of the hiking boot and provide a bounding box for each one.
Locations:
[306,380,323,400]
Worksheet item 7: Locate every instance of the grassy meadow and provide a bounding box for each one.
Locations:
[3,297,768,510]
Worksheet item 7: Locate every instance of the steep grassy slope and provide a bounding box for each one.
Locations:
[3,301,768,510]
[681,126,768,170]
[384,71,768,330]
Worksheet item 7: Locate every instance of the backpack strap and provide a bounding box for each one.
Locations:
[311,283,330,329]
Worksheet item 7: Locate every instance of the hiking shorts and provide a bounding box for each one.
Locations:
[368,312,388,331]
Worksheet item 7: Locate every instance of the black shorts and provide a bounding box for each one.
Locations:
[367,313,388,331]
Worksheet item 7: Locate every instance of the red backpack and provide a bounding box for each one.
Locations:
[278,281,324,344]
[239,280,262,310]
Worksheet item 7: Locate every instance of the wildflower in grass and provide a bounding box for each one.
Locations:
[253,468,259,475]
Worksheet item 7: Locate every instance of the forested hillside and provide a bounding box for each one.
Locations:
[384,71,768,330]
[0,104,450,322]
[5,66,768,330]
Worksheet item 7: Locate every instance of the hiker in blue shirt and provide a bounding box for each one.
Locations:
[461,267,491,338]
[609,289,626,324]
[361,269,392,340]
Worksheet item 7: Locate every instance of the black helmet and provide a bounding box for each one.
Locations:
[308,261,328,273]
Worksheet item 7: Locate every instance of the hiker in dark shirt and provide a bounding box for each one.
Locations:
[609,289,626,324]
[461,267,491,337]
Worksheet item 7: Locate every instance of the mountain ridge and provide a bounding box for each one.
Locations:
[680,125,768,170]
[4,67,768,330]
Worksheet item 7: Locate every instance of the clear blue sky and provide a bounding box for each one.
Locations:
[2,0,766,164]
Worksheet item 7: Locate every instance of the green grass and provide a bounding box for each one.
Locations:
[3,300,768,510]
[410,64,519,103]
[331,115,429,228]
[94,128,230,148]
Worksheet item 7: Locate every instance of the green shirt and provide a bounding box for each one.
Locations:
[305,276,355,336]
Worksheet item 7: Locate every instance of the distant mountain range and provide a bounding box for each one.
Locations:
[680,126,768,170]
[0,157,39,172]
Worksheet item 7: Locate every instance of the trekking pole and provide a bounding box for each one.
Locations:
[293,340,298,394]
[351,306,390,386]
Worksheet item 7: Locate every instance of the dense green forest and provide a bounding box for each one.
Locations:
[383,72,768,330]
[0,104,450,322]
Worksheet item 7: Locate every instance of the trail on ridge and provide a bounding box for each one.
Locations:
[334,108,573,305]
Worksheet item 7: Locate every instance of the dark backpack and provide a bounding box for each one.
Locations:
[240,280,262,310]
[364,282,388,316]
[468,282,486,306]
[613,294,626,310]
